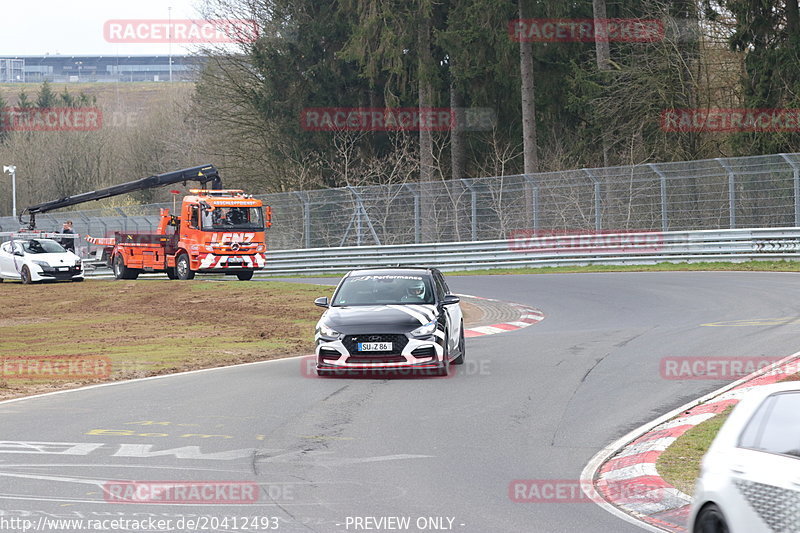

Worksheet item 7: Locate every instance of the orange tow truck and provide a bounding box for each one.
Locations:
[20,165,271,281]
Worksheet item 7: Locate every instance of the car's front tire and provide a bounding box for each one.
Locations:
[451,323,465,365]
[72,277,84,282]
[20,266,33,285]
[693,504,729,533]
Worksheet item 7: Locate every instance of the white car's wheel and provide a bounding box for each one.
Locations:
[20,266,33,285]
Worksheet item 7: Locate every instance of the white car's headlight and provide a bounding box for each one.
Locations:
[318,323,341,339]
[411,319,438,337]
[32,260,50,268]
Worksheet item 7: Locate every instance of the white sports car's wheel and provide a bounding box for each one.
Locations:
[20,266,32,285]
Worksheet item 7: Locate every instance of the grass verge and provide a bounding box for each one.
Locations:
[655,406,733,496]
[0,280,328,401]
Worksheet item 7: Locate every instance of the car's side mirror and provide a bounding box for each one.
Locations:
[13,250,23,257]
[441,294,460,306]
[314,297,330,308]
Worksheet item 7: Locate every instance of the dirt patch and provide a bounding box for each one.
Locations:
[460,300,483,325]
[0,280,327,400]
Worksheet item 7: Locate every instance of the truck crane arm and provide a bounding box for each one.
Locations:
[19,164,222,230]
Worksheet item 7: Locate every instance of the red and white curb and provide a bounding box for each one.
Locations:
[460,295,544,338]
[582,350,800,533]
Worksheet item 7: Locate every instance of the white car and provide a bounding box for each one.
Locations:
[0,238,84,284]
[689,382,800,533]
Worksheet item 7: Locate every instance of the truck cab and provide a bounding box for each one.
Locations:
[172,190,269,279]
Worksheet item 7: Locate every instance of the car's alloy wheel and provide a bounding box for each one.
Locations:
[20,266,32,285]
[693,504,729,533]
[176,254,195,280]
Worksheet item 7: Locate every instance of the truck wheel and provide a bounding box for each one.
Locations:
[176,254,195,280]
[113,254,139,280]
[165,267,178,280]
[20,266,32,285]
[236,270,254,281]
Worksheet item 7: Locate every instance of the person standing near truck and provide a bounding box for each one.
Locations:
[59,220,75,252]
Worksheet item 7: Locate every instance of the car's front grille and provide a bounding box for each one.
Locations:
[342,334,408,355]
[346,355,407,364]
[734,479,800,532]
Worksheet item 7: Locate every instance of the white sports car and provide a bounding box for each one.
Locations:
[0,238,84,284]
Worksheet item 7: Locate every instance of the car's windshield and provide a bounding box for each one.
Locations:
[332,274,435,306]
[201,206,264,231]
[21,239,66,254]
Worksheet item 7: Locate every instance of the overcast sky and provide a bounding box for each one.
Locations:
[1,0,211,56]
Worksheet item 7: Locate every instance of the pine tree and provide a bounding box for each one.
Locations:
[36,80,57,109]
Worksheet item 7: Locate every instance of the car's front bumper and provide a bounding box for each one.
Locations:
[31,265,84,281]
[315,334,446,376]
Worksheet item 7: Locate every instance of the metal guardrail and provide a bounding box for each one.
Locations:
[5,153,800,251]
[80,228,800,278]
[255,228,800,275]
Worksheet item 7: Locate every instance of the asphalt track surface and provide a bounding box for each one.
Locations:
[2,272,800,533]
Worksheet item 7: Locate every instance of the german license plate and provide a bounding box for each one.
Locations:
[358,342,392,352]
[227,257,244,264]
[57,267,68,271]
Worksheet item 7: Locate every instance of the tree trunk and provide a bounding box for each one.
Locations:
[518,0,538,174]
[788,0,799,34]
[450,69,466,180]
[592,0,610,70]
[418,3,436,241]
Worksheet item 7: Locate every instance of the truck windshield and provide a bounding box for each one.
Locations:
[201,207,264,230]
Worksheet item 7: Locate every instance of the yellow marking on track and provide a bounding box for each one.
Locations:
[297,435,354,441]
[86,428,233,439]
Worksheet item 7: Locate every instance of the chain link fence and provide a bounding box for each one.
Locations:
[2,153,800,253]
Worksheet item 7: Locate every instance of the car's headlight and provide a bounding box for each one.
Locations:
[318,323,341,339]
[32,260,50,268]
[411,319,438,337]
[75,260,82,268]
